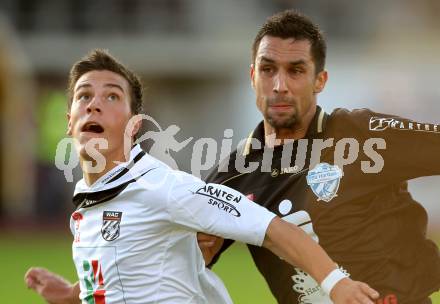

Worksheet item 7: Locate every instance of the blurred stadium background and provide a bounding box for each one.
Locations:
[0,0,439,302]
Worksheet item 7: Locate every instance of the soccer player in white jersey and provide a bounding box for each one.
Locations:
[25,49,379,304]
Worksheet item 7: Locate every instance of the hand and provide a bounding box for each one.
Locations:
[330,278,379,304]
[197,232,224,266]
[24,267,80,304]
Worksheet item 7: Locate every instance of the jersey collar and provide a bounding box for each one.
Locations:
[74,144,149,195]
[72,144,160,209]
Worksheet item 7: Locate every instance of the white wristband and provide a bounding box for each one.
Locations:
[320,269,348,295]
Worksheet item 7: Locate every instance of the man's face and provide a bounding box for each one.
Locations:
[251,36,327,130]
[67,70,136,161]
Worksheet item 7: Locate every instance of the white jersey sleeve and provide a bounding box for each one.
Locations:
[165,170,276,246]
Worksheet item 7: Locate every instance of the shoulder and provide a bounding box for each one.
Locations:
[325,107,380,137]
[328,107,376,121]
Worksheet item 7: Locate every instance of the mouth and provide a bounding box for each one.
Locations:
[81,122,104,134]
[269,104,293,111]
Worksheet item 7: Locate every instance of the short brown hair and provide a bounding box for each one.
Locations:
[67,49,143,114]
[252,10,327,73]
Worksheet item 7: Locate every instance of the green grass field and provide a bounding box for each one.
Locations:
[2,233,439,303]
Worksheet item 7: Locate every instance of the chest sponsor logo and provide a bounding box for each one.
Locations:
[101,211,122,241]
[195,185,241,217]
[306,163,343,203]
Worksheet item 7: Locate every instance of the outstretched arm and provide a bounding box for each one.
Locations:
[166,173,379,303]
[24,267,80,304]
[263,216,379,303]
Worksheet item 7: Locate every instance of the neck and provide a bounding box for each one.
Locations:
[80,147,131,186]
[263,105,317,148]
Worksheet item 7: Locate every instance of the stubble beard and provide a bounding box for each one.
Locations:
[266,112,299,130]
[264,98,300,130]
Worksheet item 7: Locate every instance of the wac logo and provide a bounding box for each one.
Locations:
[101,211,122,241]
[306,163,343,203]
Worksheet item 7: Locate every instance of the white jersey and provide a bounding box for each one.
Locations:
[70,145,276,304]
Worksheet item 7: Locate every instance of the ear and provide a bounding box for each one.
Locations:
[250,63,256,90]
[66,112,72,136]
[129,114,142,138]
[313,70,328,94]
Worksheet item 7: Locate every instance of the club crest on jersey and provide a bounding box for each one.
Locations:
[306,163,343,203]
[101,211,122,241]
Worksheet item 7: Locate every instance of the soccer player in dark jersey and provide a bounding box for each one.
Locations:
[202,10,440,304]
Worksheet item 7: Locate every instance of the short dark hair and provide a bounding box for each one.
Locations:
[252,10,327,73]
[67,49,143,114]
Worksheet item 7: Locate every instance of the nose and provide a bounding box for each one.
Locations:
[86,97,102,113]
[273,71,288,94]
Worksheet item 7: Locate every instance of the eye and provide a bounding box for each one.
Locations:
[289,67,305,75]
[107,93,119,102]
[77,93,91,102]
[261,66,272,72]
[260,65,275,75]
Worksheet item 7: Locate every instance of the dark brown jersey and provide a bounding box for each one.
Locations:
[206,106,440,304]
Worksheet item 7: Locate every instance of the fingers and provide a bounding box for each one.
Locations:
[355,293,375,304]
[24,267,56,294]
[25,274,37,290]
[360,282,380,300]
[354,282,379,304]
[24,267,44,290]
[25,268,48,295]
[24,267,77,304]
[331,279,380,304]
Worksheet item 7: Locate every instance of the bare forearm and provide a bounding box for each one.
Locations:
[24,267,81,304]
[262,216,336,284]
[71,282,81,304]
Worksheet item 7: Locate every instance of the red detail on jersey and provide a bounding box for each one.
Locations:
[376,294,398,304]
[72,212,83,221]
[72,212,84,243]
[91,260,106,303]
[93,289,106,304]
[92,260,98,281]
[91,260,105,286]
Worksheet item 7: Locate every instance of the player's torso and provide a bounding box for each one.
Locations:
[212,111,439,303]
[222,144,347,304]
[71,183,211,304]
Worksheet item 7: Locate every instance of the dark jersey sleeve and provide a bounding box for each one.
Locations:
[329,108,440,184]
